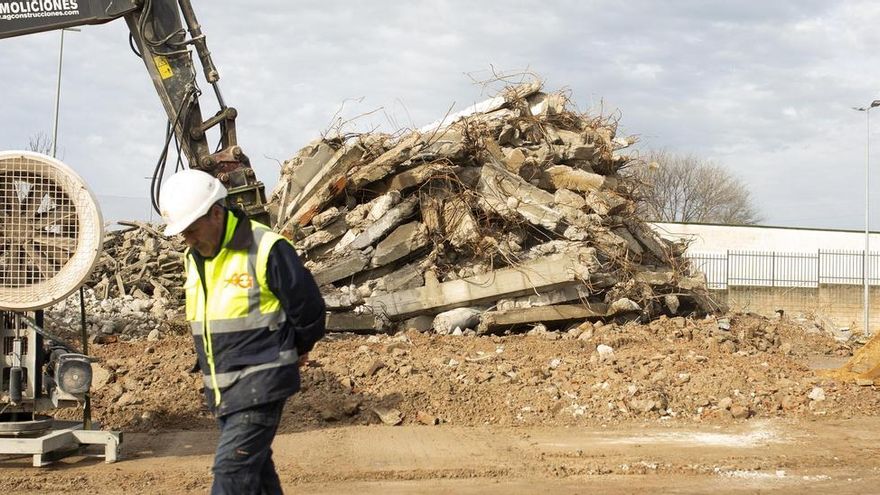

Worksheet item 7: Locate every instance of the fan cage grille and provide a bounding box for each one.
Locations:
[0,153,103,310]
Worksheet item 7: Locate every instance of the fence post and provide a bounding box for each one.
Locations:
[771,251,776,288]
[817,249,821,286]
[726,250,730,289]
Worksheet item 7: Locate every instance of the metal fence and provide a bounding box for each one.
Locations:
[687,250,880,290]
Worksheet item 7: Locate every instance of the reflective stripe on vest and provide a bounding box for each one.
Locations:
[185,213,289,405]
[203,349,299,390]
[190,312,286,336]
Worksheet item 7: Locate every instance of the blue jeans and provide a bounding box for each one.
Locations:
[211,399,285,495]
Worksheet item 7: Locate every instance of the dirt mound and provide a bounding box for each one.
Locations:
[53,313,872,434]
[823,330,880,384]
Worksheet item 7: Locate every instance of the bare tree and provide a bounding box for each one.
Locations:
[628,150,762,225]
[27,132,53,155]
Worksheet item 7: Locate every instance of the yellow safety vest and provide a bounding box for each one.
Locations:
[184,212,293,408]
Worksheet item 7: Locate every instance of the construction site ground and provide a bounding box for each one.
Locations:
[3,313,880,494]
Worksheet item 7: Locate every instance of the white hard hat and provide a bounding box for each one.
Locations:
[159,169,228,236]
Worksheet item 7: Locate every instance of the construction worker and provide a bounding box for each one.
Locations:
[159,169,325,494]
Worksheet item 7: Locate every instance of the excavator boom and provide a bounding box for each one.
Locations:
[0,0,268,222]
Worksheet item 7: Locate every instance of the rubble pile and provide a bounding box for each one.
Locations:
[42,222,188,343]
[89,221,186,302]
[269,82,719,334]
[44,287,185,343]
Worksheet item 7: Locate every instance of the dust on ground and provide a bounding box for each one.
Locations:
[7,312,880,494]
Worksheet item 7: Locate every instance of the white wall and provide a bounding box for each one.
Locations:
[649,222,880,254]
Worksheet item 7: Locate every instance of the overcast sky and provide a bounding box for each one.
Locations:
[1,0,880,230]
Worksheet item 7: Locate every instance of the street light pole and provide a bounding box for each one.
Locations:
[854,100,880,336]
[50,28,79,158]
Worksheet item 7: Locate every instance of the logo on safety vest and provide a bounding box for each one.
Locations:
[224,273,254,289]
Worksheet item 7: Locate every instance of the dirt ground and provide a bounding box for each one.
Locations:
[3,313,880,493]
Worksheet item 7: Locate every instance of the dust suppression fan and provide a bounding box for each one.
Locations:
[0,152,119,466]
[0,150,103,310]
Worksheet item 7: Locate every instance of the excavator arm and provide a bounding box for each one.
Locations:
[0,0,268,222]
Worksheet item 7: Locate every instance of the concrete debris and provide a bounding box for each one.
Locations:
[266,82,721,334]
[596,344,615,362]
[730,405,751,420]
[372,406,404,426]
[44,287,184,343]
[608,298,641,316]
[416,411,440,425]
[75,82,720,340]
[478,304,607,334]
[90,221,186,302]
[432,307,483,335]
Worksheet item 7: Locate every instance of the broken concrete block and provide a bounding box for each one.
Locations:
[422,129,466,158]
[565,144,600,162]
[478,303,607,333]
[624,218,670,262]
[509,283,593,309]
[540,165,605,192]
[311,206,344,230]
[322,289,363,309]
[325,313,378,332]
[388,163,460,192]
[433,307,483,335]
[367,191,402,222]
[349,197,418,250]
[502,147,526,173]
[526,91,566,116]
[608,298,641,315]
[372,407,403,426]
[592,229,630,260]
[313,251,370,286]
[442,197,481,248]
[664,294,680,314]
[282,142,367,229]
[584,190,629,216]
[350,134,422,188]
[416,411,440,425]
[612,227,644,257]
[596,344,615,362]
[299,218,348,253]
[380,263,425,293]
[371,221,429,267]
[272,139,340,216]
[633,269,675,286]
[562,226,589,242]
[366,251,594,319]
[478,162,562,231]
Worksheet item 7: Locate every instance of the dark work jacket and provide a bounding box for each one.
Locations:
[188,209,325,416]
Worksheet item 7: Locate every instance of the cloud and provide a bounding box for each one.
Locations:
[1,1,879,228]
